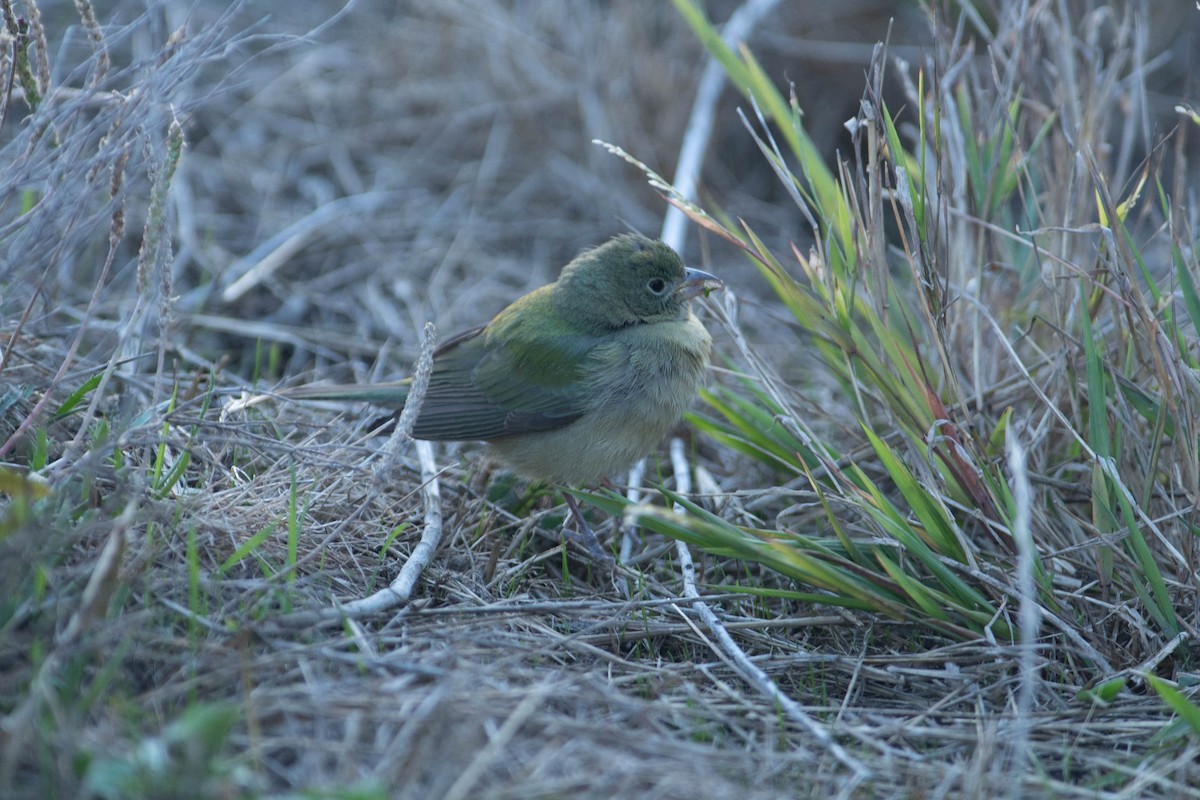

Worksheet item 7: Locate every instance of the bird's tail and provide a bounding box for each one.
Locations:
[279,379,411,408]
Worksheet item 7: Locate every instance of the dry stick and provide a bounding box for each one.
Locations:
[660,0,784,249]
[220,191,403,303]
[0,281,40,377]
[331,437,441,617]
[1133,631,1191,679]
[662,439,870,785]
[1005,431,1039,797]
[266,323,441,628]
[618,456,645,568]
[337,322,441,616]
[379,322,436,478]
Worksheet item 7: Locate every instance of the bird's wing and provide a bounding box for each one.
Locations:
[412,322,603,441]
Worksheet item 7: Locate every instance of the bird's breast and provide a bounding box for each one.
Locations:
[589,313,712,424]
[487,312,712,485]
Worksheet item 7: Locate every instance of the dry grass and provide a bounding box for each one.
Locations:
[3,1,1200,798]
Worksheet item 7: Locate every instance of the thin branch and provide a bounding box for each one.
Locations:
[667,438,870,786]
[1005,430,1039,793]
[661,0,784,251]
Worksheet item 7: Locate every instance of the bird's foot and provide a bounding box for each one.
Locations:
[563,493,616,567]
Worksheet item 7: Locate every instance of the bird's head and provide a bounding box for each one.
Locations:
[556,234,723,330]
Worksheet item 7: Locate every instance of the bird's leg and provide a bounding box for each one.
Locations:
[562,492,615,566]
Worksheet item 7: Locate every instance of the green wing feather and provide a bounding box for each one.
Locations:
[284,286,610,442]
[412,300,601,440]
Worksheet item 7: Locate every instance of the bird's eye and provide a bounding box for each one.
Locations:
[647,278,668,295]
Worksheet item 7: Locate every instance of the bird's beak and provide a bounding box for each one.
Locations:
[678,267,724,301]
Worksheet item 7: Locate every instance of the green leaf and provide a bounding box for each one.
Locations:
[1146,675,1200,736]
[52,373,104,421]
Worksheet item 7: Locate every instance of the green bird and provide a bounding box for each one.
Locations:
[285,233,722,488]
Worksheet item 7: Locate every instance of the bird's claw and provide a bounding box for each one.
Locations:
[562,492,616,567]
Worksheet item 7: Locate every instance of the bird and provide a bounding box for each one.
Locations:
[284,233,722,554]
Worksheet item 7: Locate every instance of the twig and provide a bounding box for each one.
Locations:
[1006,430,1039,794]
[617,0,782,587]
[666,438,869,786]
[660,0,784,251]
[219,191,404,303]
[268,325,443,626]
[334,439,443,617]
[620,456,646,567]
[1135,631,1192,677]
[376,321,436,482]
[341,322,442,615]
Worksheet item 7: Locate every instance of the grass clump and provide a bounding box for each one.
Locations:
[616,0,1200,671]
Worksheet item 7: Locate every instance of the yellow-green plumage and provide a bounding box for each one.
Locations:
[285,234,721,485]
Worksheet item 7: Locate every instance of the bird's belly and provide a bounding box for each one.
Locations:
[488,401,690,485]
